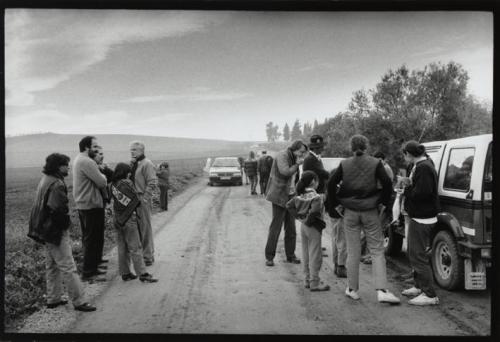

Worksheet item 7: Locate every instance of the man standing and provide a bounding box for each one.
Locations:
[244,151,259,195]
[29,153,96,312]
[257,151,273,195]
[264,140,308,266]
[130,141,158,266]
[326,135,400,304]
[73,136,108,282]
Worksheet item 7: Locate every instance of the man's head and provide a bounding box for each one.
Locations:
[130,141,145,159]
[79,136,98,158]
[93,146,104,164]
[249,151,255,159]
[308,135,326,154]
[43,153,70,177]
[289,140,308,160]
[462,156,474,172]
[350,134,369,156]
[261,150,267,155]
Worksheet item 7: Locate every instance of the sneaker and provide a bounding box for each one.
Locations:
[310,282,330,292]
[265,260,274,267]
[139,273,159,283]
[402,286,422,297]
[121,273,138,281]
[377,290,401,304]
[345,287,360,300]
[335,265,347,278]
[408,293,439,306]
[74,303,97,312]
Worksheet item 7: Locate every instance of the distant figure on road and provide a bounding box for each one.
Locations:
[400,141,440,306]
[156,162,170,211]
[130,141,158,266]
[111,163,158,283]
[264,140,308,266]
[238,156,249,185]
[257,151,273,195]
[244,151,259,195]
[326,134,400,304]
[28,153,96,312]
[286,171,330,291]
[73,136,108,282]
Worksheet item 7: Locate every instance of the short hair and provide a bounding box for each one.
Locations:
[373,151,385,160]
[261,150,267,154]
[129,140,145,151]
[79,136,96,152]
[296,170,319,195]
[43,153,70,175]
[289,140,308,152]
[403,140,425,157]
[350,135,369,156]
[112,162,132,183]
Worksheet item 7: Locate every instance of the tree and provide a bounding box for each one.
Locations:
[291,119,302,141]
[283,123,290,141]
[302,122,313,140]
[312,120,319,134]
[265,122,281,142]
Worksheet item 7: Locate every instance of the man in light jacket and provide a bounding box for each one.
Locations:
[264,140,308,266]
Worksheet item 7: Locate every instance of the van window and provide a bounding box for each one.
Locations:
[443,148,475,192]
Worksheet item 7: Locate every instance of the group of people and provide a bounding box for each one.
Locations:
[264,134,440,306]
[28,136,166,312]
[241,151,274,195]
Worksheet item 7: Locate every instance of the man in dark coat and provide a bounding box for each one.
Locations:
[302,135,330,193]
[257,150,273,195]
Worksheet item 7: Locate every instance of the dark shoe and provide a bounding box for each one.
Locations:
[121,273,138,281]
[47,300,68,309]
[145,261,153,267]
[310,282,331,292]
[139,273,158,283]
[98,264,108,270]
[74,303,97,312]
[99,259,109,264]
[322,247,327,251]
[265,260,274,267]
[335,265,347,278]
[286,257,301,264]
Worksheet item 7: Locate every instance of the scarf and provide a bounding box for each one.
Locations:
[130,154,145,183]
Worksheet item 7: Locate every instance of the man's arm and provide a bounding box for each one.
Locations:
[325,165,343,214]
[82,159,107,189]
[142,161,158,203]
[276,151,299,177]
[376,161,392,206]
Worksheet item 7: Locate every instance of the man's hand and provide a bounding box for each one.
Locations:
[296,158,304,165]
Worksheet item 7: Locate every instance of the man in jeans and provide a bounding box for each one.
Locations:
[73,136,108,282]
[29,153,96,311]
[326,135,400,304]
[264,140,308,266]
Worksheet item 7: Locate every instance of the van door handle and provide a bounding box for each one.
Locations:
[466,189,474,200]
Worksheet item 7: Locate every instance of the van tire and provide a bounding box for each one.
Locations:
[431,230,464,290]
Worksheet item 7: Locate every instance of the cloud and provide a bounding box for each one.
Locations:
[5,9,220,106]
[126,89,252,103]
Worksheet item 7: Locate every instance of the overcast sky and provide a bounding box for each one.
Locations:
[5,10,493,141]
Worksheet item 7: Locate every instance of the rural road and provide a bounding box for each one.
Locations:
[21,177,491,335]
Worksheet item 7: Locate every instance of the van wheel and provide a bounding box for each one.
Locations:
[431,230,464,290]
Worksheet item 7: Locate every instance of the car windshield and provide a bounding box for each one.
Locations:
[212,158,239,167]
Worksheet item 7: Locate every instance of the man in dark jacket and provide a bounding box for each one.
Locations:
[326,135,400,304]
[303,135,330,193]
[28,153,96,312]
[244,151,259,195]
[264,140,308,266]
[257,151,273,195]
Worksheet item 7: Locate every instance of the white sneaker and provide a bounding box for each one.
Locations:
[377,290,401,304]
[408,293,439,306]
[402,286,422,297]
[345,287,360,300]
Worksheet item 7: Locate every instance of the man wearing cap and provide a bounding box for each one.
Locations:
[257,150,273,195]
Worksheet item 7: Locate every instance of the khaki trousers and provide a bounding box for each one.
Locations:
[136,196,154,263]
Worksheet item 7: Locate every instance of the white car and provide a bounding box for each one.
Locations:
[206,157,243,186]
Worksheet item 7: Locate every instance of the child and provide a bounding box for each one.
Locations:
[286,171,330,291]
[111,163,158,283]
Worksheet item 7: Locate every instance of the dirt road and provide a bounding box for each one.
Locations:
[21,177,491,335]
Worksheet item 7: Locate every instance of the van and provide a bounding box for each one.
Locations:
[384,134,492,290]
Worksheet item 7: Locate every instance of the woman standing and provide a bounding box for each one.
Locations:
[156,162,170,211]
[400,141,440,306]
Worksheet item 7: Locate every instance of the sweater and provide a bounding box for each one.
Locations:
[286,189,326,231]
[132,157,158,202]
[244,159,258,176]
[265,149,300,207]
[156,169,170,187]
[403,158,440,219]
[72,153,107,210]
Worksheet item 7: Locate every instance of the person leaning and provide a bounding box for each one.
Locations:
[130,141,158,266]
[73,136,108,282]
[400,141,440,306]
[244,151,259,195]
[111,163,158,283]
[257,151,273,195]
[264,140,308,266]
[156,162,170,211]
[28,153,96,312]
[326,134,400,304]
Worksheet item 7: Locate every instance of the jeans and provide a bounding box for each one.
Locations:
[248,175,258,193]
[159,185,168,210]
[115,219,146,276]
[265,200,297,261]
[343,208,387,291]
[45,230,85,307]
[408,219,437,297]
[301,222,323,287]
[136,196,154,263]
[329,216,347,266]
[259,173,270,195]
[78,208,105,277]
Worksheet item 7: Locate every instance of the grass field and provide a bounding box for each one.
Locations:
[3,155,229,329]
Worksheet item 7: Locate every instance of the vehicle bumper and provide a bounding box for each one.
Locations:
[209,176,242,184]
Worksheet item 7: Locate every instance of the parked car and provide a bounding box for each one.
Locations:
[383,134,492,290]
[207,157,243,186]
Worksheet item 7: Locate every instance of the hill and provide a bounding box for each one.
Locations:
[5,133,257,168]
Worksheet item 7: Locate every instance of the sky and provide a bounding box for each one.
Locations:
[5,10,493,141]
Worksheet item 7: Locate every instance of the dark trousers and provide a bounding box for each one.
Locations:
[248,175,257,193]
[408,219,437,298]
[78,208,105,277]
[259,173,270,194]
[265,201,297,261]
[159,185,168,210]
